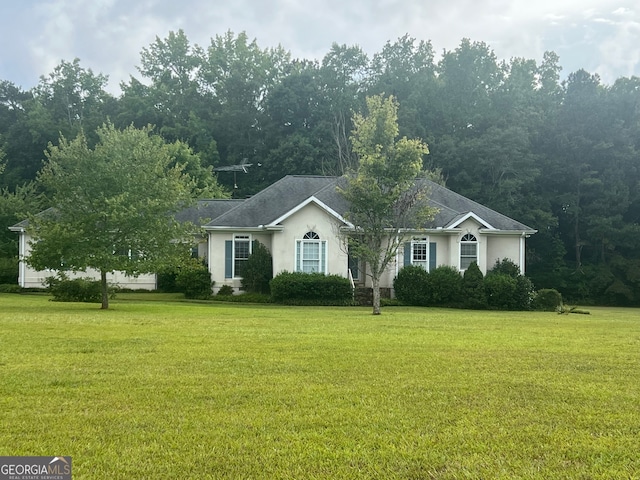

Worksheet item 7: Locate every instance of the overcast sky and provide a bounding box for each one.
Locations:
[1,0,639,95]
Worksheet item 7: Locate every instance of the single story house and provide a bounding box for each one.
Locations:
[10,175,536,293]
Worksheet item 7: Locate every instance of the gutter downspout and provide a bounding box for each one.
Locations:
[19,229,26,288]
[520,232,526,276]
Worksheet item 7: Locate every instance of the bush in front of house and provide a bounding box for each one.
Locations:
[241,240,273,294]
[462,261,487,309]
[45,274,113,303]
[217,284,234,296]
[426,265,463,306]
[270,271,353,305]
[175,262,213,299]
[486,259,535,310]
[484,273,518,310]
[531,288,563,311]
[393,265,430,306]
[0,283,22,293]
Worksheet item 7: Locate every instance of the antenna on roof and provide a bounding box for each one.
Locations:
[213,158,261,189]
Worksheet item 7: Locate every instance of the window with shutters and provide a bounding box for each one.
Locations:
[233,235,251,277]
[411,237,428,270]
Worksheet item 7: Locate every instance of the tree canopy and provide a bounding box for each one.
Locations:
[2,30,640,305]
[339,95,436,314]
[27,123,214,308]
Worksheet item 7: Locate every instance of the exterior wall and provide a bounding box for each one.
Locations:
[485,234,525,273]
[274,203,348,277]
[15,231,157,289]
[208,230,272,294]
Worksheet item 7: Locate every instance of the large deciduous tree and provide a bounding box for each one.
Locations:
[27,123,210,309]
[339,95,436,314]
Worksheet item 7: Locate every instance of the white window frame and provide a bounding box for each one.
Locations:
[295,231,327,274]
[411,237,429,270]
[460,233,478,271]
[233,234,251,278]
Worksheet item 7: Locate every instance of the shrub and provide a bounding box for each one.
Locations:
[515,275,536,310]
[462,262,487,309]
[156,269,180,293]
[486,258,535,311]
[394,265,430,306]
[241,240,273,294]
[484,273,518,310]
[217,284,234,296]
[532,288,563,311]
[427,266,463,307]
[270,271,353,305]
[0,283,22,293]
[45,275,113,303]
[175,263,213,299]
[489,258,521,278]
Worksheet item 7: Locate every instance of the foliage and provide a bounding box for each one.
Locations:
[3,32,640,306]
[489,258,522,278]
[0,283,22,293]
[240,240,273,294]
[217,284,234,296]
[0,256,17,284]
[393,265,430,306]
[531,288,563,311]
[486,259,535,310]
[484,274,519,310]
[462,261,487,309]
[339,94,435,314]
[26,123,212,308]
[175,262,213,299]
[270,271,353,305]
[426,265,463,306]
[45,274,115,303]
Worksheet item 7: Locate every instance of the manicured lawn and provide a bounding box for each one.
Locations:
[1,294,638,479]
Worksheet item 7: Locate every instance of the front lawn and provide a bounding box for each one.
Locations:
[0,294,638,478]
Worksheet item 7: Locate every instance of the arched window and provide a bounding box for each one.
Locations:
[460,233,478,270]
[296,231,326,273]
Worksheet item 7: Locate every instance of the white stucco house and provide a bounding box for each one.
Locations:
[10,175,536,293]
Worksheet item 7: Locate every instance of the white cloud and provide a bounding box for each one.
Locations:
[2,0,640,94]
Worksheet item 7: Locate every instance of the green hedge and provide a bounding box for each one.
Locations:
[175,263,213,299]
[45,275,115,303]
[270,272,353,305]
[394,259,536,311]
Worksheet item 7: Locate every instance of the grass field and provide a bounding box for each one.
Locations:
[0,293,639,479]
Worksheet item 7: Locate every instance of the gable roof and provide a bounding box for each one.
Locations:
[203,175,536,233]
[205,176,347,229]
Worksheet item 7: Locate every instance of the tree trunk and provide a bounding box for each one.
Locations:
[372,276,381,315]
[100,270,109,310]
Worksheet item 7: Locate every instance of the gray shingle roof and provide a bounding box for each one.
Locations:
[175,199,243,224]
[204,175,536,232]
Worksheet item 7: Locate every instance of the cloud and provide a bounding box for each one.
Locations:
[1,0,639,94]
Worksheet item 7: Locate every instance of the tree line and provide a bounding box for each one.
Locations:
[1,30,639,305]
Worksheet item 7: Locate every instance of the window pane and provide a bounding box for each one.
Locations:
[234,237,250,277]
[461,256,475,270]
[461,244,477,256]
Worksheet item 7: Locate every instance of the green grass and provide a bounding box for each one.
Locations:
[1,293,639,479]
